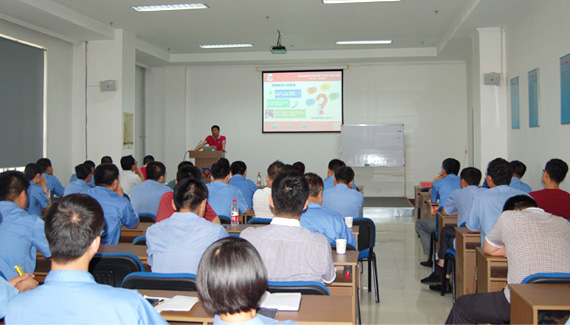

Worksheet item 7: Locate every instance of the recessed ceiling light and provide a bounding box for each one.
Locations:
[323,0,400,3]
[336,40,392,45]
[200,44,253,49]
[132,4,208,12]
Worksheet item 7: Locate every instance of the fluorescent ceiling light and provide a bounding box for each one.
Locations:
[132,4,208,12]
[200,44,253,49]
[336,40,392,45]
[323,0,400,3]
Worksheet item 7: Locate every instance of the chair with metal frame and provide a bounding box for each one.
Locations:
[121,271,198,291]
[247,218,272,225]
[131,235,146,246]
[267,281,330,295]
[138,213,156,223]
[353,217,379,303]
[88,253,144,287]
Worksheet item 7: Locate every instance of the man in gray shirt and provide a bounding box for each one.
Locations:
[241,171,336,284]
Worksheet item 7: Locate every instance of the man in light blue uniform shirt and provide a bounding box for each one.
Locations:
[64,163,92,196]
[23,163,49,218]
[301,173,357,248]
[416,158,461,260]
[229,161,258,209]
[206,162,249,217]
[509,160,532,193]
[322,166,364,218]
[131,161,173,216]
[68,160,96,188]
[0,273,38,319]
[466,158,528,246]
[83,163,139,244]
[323,159,359,191]
[36,158,65,198]
[6,194,167,325]
[147,178,228,274]
[0,171,52,279]
[421,167,485,288]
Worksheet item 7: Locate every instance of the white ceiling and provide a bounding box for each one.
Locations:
[0,0,539,66]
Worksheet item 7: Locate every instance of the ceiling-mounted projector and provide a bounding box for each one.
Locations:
[271,30,286,54]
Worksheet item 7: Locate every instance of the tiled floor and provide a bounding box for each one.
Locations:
[359,216,453,324]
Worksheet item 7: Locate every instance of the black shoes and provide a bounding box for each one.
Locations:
[420,260,433,267]
[429,280,452,294]
[420,265,443,284]
[420,272,442,284]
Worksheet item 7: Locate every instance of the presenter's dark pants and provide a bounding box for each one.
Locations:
[445,290,510,324]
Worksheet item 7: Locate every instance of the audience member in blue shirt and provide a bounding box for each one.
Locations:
[147,178,228,274]
[0,171,52,279]
[422,167,485,288]
[131,161,173,216]
[323,159,358,191]
[416,158,461,258]
[5,194,167,325]
[69,160,96,188]
[23,163,49,217]
[197,237,298,325]
[64,163,93,196]
[301,173,357,249]
[83,163,139,244]
[0,273,38,319]
[509,160,532,193]
[466,158,528,246]
[229,161,258,209]
[36,158,65,198]
[206,162,249,217]
[322,166,364,219]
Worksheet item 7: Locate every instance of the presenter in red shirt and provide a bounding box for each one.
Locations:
[195,125,226,152]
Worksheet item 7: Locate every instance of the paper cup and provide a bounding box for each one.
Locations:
[336,239,347,255]
[345,216,353,228]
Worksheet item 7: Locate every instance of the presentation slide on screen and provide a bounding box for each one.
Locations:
[262,70,343,132]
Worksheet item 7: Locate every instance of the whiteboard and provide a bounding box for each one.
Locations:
[341,124,404,167]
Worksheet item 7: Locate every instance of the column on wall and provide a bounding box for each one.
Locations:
[471,27,508,170]
[85,29,136,163]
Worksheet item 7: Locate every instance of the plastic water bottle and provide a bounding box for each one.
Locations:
[231,199,239,227]
[257,172,262,187]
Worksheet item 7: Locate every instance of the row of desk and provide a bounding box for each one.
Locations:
[35,223,362,324]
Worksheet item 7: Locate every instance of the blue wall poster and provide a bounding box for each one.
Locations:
[561,53,570,124]
[528,68,539,128]
[510,77,520,129]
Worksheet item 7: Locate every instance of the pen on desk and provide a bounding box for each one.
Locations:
[14,265,24,276]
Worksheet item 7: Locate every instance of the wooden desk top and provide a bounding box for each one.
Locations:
[510,284,570,309]
[139,289,354,325]
[98,244,148,261]
[122,222,154,232]
[475,247,508,262]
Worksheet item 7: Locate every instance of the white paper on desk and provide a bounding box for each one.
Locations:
[154,295,199,313]
[259,292,301,311]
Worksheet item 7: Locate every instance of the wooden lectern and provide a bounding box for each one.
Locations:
[188,150,225,183]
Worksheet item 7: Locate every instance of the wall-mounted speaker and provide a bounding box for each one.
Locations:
[483,73,502,86]
[99,80,118,92]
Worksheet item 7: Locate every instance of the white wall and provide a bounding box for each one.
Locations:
[0,18,75,184]
[505,0,570,192]
[147,62,469,197]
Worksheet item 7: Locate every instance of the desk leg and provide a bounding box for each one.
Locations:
[510,289,534,324]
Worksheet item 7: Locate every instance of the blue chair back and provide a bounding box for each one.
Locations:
[89,253,145,287]
[132,235,146,245]
[218,215,231,224]
[122,272,197,291]
[247,218,272,225]
[267,281,330,295]
[138,213,156,223]
[522,273,570,284]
